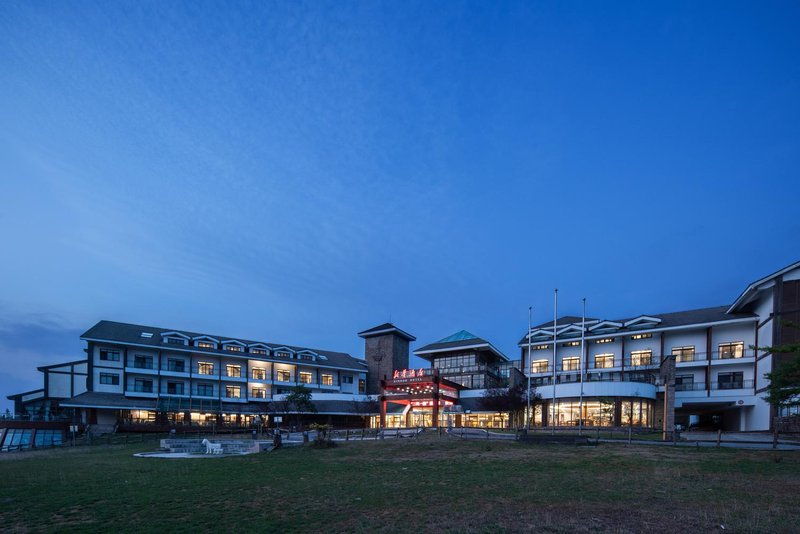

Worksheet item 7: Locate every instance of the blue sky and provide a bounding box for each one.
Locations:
[1,1,799,411]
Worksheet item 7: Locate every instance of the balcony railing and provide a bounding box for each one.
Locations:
[530,373,656,386]
[132,385,154,393]
[675,382,706,392]
[712,379,754,390]
[162,363,188,373]
[673,349,756,363]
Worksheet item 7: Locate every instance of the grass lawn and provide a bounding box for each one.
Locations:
[1,434,799,533]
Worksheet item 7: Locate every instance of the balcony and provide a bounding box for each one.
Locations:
[673,349,756,365]
[675,382,706,392]
[125,362,158,375]
[711,379,754,391]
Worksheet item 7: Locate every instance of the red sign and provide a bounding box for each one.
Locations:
[392,368,427,379]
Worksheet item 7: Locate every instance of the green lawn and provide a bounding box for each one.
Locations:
[1,435,799,533]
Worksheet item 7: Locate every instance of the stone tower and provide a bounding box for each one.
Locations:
[358,323,416,395]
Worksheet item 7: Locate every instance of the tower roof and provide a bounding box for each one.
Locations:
[357,322,416,341]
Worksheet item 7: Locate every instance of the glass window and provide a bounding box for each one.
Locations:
[276,351,292,359]
[672,346,695,363]
[561,357,580,371]
[99,349,120,361]
[251,367,266,380]
[251,387,267,398]
[34,430,62,447]
[133,355,153,369]
[342,375,354,384]
[196,383,214,396]
[99,373,119,385]
[225,345,243,352]
[719,342,744,359]
[198,362,214,375]
[299,371,313,384]
[167,359,185,372]
[276,370,291,382]
[166,337,185,345]
[166,382,184,395]
[226,364,241,378]
[321,374,333,386]
[531,359,549,373]
[630,350,652,366]
[717,372,744,389]
[250,348,268,356]
[358,379,366,394]
[675,375,695,391]
[594,354,615,368]
[134,379,153,393]
[226,385,241,398]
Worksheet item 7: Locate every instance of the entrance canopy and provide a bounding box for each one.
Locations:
[379,368,464,427]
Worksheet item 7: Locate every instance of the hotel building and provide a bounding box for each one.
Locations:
[3,259,798,448]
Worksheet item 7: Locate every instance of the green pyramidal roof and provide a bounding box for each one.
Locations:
[436,330,478,343]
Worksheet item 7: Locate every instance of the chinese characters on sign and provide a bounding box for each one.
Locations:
[392,368,427,379]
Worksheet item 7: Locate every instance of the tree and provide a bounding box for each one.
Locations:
[759,322,800,417]
[281,385,317,429]
[478,383,540,428]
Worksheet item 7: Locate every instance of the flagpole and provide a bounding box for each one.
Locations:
[579,297,586,436]
[551,288,558,435]
[526,306,532,431]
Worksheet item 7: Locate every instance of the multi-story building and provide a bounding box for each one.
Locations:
[56,320,370,430]
[4,259,798,448]
[518,260,800,432]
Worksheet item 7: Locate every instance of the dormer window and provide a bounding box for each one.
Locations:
[250,348,268,356]
[161,332,190,346]
[225,345,243,352]
[595,338,615,344]
[196,341,215,349]
[532,344,551,351]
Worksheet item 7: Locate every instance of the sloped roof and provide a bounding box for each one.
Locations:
[518,306,757,345]
[437,330,478,343]
[728,259,800,313]
[414,332,508,361]
[357,323,416,341]
[81,320,365,371]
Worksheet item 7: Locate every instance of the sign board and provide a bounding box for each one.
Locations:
[69,425,78,433]
[273,416,283,423]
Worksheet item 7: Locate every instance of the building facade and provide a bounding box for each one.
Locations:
[5,260,799,448]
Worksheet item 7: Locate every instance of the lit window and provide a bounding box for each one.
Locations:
[594,354,614,368]
[276,370,291,382]
[533,344,550,351]
[561,357,580,371]
[99,373,119,385]
[595,338,615,344]
[198,362,214,375]
[196,341,215,349]
[251,367,266,380]
[531,359,549,373]
[321,374,333,386]
[251,387,267,398]
[672,346,695,363]
[276,351,292,359]
[562,341,580,347]
[225,385,241,398]
[225,345,243,352]
[250,348,268,356]
[299,354,314,361]
[719,342,744,360]
[631,333,652,340]
[630,350,652,366]
[299,371,313,384]
[358,379,366,394]
[226,364,241,378]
